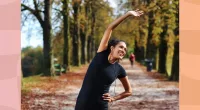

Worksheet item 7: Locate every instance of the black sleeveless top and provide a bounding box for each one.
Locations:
[75,49,127,110]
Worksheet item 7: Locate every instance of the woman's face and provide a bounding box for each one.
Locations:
[111,42,127,60]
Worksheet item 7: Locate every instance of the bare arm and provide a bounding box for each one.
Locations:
[97,10,144,53]
[102,76,132,102]
[112,76,132,101]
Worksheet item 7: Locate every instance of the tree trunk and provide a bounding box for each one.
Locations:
[21,0,53,76]
[90,4,96,59]
[158,25,168,74]
[43,0,52,76]
[87,3,95,62]
[84,3,89,63]
[146,11,154,59]
[139,46,145,62]
[155,47,159,70]
[62,0,70,71]
[80,28,86,64]
[72,2,80,66]
[170,41,179,81]
[135,40,140,61]
[87,36,92,62]
[138,14,148,62]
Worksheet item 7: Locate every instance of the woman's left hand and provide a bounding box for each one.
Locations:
[127,9,144,17]
[102,93,115,102]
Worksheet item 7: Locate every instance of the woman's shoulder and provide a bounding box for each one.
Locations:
[96,49,109,57]
[116,63,125,70]
[96,49,109,54]
[115,63,127,78]
[92,49,109,62]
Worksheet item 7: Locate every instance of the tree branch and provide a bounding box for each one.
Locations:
[52,7,63,14]
[21,3,44,28]
[21,12,31,27]
[33,0,39,12]
[21,4,34,12]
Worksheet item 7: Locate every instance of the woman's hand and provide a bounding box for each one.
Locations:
[97,9,143,53]
[102,93,115,102]
[128,9,144,17]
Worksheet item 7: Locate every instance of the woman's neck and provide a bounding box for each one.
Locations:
[108,54,117,64]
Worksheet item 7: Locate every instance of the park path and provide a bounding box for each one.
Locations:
[22,59,179,110]
[109,59,179,110]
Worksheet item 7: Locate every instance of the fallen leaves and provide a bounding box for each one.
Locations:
[21,59,179,110]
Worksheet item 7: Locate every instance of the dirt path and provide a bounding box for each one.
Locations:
[109,59,179,110]
[22,59,179,110]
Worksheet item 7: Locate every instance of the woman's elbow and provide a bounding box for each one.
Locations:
[107,24,113,30]
[126,90,133,96]
[128,91,133,96]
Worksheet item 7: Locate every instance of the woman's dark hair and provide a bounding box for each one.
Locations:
[106,39,126,53]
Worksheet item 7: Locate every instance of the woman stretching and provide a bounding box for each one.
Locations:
[75,9,144,110]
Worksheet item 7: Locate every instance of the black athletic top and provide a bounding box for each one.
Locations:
[75,49,127,110]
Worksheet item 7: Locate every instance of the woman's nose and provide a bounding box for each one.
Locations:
[123,49,126,52]
[120,48,125,53]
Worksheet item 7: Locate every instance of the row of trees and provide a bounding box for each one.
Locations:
[21,0,113,76]
[118,0,179,81]
[21,0,179,81]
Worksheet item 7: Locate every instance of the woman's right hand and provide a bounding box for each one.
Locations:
[127,9,144,17]
[102,93,115,102]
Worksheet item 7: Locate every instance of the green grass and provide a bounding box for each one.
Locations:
[21,64,88,95]
[21,74,44,95]
[21,73,62,95]
[22,75,42,83]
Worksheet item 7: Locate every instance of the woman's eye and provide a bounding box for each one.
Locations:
[124,48,127,52]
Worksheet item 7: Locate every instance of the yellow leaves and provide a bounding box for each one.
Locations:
[72,0,82,5]
[151,35,160,47]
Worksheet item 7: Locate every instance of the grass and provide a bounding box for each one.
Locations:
[21,64,87,95]
[21,63,89,96]
[21,74,59,95]
[22,75,43,95]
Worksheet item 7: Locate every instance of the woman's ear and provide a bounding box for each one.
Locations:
[110,46,114,51]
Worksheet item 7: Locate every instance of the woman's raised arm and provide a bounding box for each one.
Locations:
[97,10,144,53]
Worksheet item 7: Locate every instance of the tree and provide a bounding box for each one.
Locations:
[21,46,43,77]
[62,0,70,71]
[158,0,177,77]
[146,0,163,70]
[170,38,179,81]
[137,4,148,62]
[87,0,97,62]
[170,0,179,81]
[72,0,82,66]
[50,0,71,71]
[85,0,113,62]
[79,1,89,64]
[21,0,53,76]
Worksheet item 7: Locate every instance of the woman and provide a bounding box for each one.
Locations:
[75,9,144,110]
[129,52,135,68]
